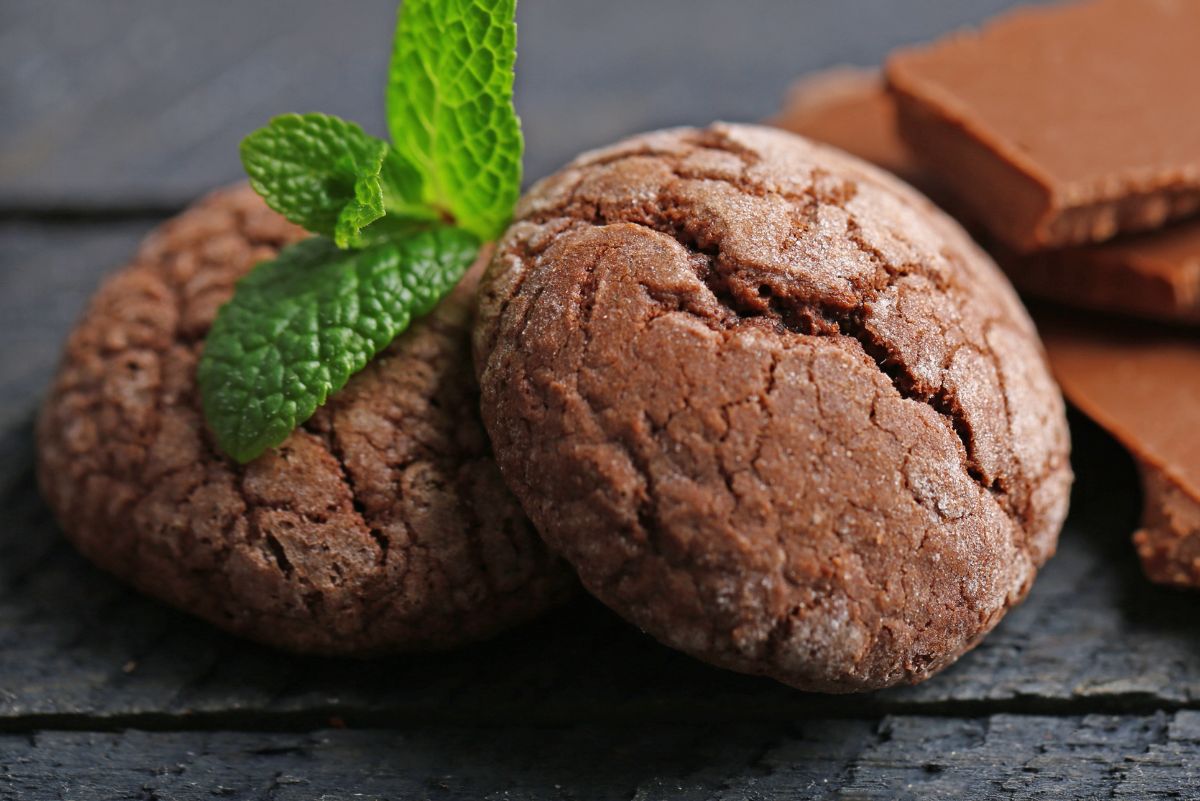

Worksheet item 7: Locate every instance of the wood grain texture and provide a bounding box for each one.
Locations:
[0,0,1053,209]
[2,713,1199,799]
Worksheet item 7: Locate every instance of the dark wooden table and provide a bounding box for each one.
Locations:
[4,1,1199,798]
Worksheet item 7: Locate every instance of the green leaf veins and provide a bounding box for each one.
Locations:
[386,0,523,240]
[199,228,479,462]
[241,113,400,248]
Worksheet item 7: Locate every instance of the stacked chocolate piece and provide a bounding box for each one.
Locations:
[774,0,1200,588]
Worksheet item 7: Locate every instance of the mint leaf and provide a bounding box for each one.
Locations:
[381,147,433,222]
[242,113,426,248]
[386,0,523,240]
[205,0,525,460]
[199,228,479,462]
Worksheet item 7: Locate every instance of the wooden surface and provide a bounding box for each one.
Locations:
[3,714,1200,800]
[5,0,1198,799]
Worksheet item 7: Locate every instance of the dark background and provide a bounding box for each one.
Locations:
[5,1,1200,799]
[1,0,1052,208]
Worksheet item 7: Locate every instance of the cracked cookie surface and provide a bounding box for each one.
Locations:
[37,185,574,654]
[474,123,1072,692]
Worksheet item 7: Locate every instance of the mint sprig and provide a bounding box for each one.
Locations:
[199,229,479,462]
[387,0,523,241]
[200,0,522,462]
[241,113,396,249]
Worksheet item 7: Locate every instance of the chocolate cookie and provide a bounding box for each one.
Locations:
[37,185,573,654]
[475,123,1072,692]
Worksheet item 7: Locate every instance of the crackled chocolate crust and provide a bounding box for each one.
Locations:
[36,185,573,654]
[475,123,1072,692]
